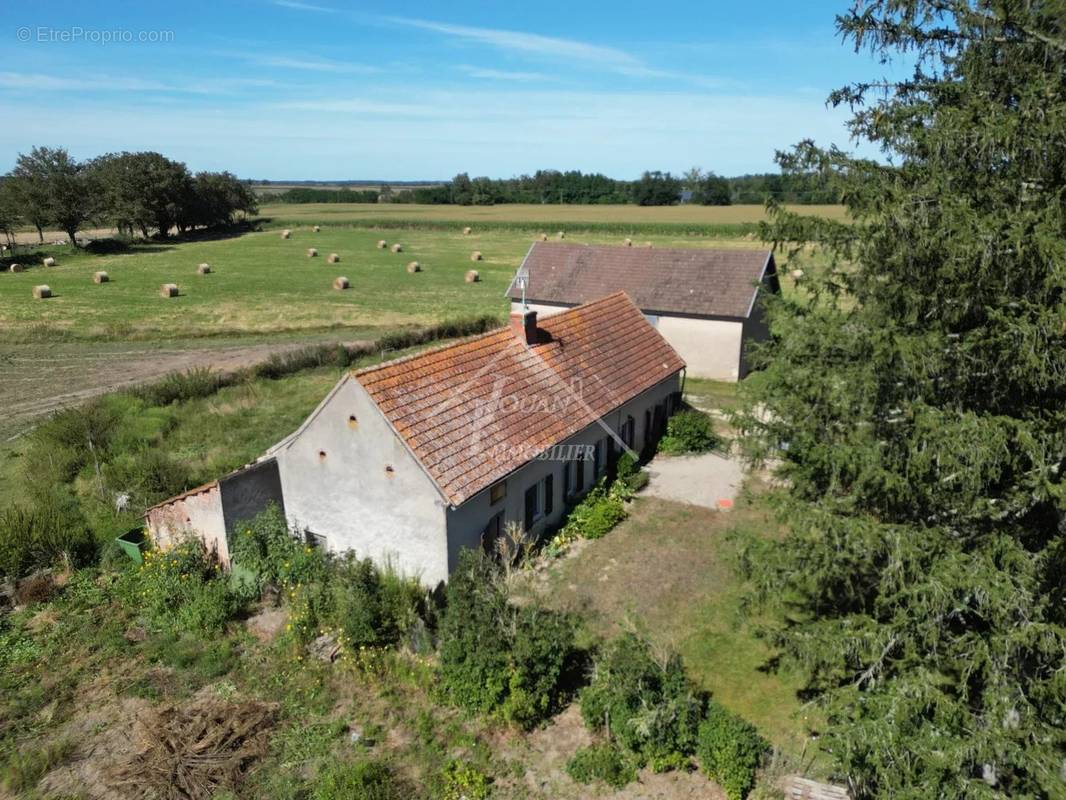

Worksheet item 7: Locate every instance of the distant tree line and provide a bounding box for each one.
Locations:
[0,146,258,248]
[262,168,840,208]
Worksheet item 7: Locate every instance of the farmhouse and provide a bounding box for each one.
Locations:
[506,242,779,380]
[146,292,685,585]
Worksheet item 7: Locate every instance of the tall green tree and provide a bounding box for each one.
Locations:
[0,179,21,248]
[91,151,191,238]
[632,171,682,206]
[8,149,56,243]
[14,147,98,247]
[737,1,1066,797]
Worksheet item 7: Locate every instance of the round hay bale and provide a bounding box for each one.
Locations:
[307,248,318,258]
[326,253,340,264]
[376,239,387,249]
[406,261,421,273]
[539,233,548,241]
[462,226,472,235]
[197,263,211,274]
[32,284,51,299]
[390,243,403,253]
[470,251,482,262]
[160,283,179,298]
[624,238,633,247]
[281,229,291,239]
[42,256,56,267]
[464,270,480,283]
[790,268,805,280]
[332,276,350,290]
[312,225,321,233]
[93,271,109,284]
[8,263,22,273]
[557,231,565,239]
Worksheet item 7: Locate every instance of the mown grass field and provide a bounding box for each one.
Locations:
[0,226,796,343]
[260,202,848,227]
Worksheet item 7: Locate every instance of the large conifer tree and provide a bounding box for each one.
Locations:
[739,1,1065,796]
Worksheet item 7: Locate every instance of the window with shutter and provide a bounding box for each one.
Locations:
[545,474,554,515]
[524,485,537,531]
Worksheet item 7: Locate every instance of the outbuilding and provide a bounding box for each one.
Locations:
[506,242,779,380]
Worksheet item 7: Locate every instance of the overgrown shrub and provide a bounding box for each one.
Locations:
[229,505,327,590]
[21,401,122,490]
[133,367,222,406]
[557,480,627,542]
[437,550,577,728]
[329,554,431,649]
[696,702,767,800]
[437,760,491,800]
[102,448,191,512]
[566,743,638,788]
[0,500,95,579]
[311,759,402,800]
[120,538,239,633]
[579,634,703,763]
[658,409,719,454]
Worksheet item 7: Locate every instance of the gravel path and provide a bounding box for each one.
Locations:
[643,450,745,510]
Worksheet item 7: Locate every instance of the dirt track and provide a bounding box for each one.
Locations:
[0,338,366,439]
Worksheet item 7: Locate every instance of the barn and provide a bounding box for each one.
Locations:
[506,242,779,381]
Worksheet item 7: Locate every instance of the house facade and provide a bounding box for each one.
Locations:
[506,242,779,381]
[146,292,685,586]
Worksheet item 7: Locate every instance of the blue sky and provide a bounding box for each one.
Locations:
[1,1,901,180]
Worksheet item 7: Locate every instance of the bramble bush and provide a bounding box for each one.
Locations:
[0,499,95,579]
[696,702,767,800]
[579,634,703,767]
[437,549,577,729]
[547,479,628,554]
[229,505,328,590]
[311,759,403,800]
[566,743,638,788]
[658,409,719,455]
[232,507,433,654]
[437,760,491,800]
[119,538,239,633]
[329,554,432,650]
[615,452,649,493]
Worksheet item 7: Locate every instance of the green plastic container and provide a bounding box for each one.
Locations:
[116,528,148,565]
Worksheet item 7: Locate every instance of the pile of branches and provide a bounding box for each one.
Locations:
[112,697,277,800]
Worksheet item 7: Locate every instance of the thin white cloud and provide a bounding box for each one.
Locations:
[272,0,339,12]
[458,65,550,82]
[385,16,643,71]
[249,55,379,74]
[0,71,276,96]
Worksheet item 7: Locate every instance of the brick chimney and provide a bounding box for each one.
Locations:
[509,309,538,345]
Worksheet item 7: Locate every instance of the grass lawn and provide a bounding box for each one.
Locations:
[525,491,819,758]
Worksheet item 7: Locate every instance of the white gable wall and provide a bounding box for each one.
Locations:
[510,300,743,381]
[272,376,450,586]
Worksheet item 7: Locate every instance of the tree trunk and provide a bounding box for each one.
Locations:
[36,224,43,244]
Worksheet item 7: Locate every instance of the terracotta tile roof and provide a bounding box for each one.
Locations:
[355,292,684,506]
[507,242,775,319]
[146,480,218,513]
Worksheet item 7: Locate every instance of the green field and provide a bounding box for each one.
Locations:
[0,222,792,342]
[260,201,847,228]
